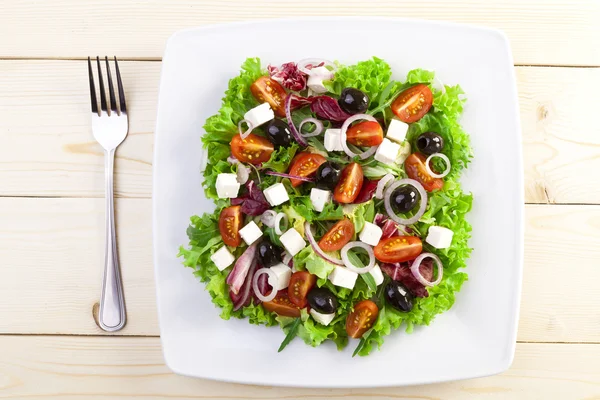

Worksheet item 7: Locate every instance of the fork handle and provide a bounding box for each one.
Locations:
[99,149,126,331]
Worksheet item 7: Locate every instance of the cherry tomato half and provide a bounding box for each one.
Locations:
[404,152,444,192]
[250,76,287,117]
[288,152,326,187]
[218,205,243,247]
[391,84,433,123]
[230,133,274,165]
[346,121,384,147]
[346,300,379,339]
[374,236,423,264]
[333,162,364,203]
[288,271,317,308]
[318,218,355,252]
[262,291,301,318]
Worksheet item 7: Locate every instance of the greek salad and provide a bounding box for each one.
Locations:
[179,57,473,356]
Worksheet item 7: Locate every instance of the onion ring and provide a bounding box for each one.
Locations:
[425,153,451,178]
[238,119,254,139]
[340,114,379,159]
[410,253,443,287]
[252,268,278,302]
[375,173,395,199]
[383,179,428,225]
[303,221,344,266]
[236,164,250,184]
[285,94,308,147]
[340,241,376,274]
[298,117,324,138]
[260,210,277,228]
[274,213,289,235]
[297,58,336,75]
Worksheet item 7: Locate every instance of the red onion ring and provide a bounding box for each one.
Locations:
[298,117,324,138]
[340,114,379,159]
[375,173,394,199]
[285,95,308,147]
[425,153,451,178]
[265,170,315,182]
[252,268,278,302]
[303,221,344,266]
[340,241,376,274]
[274,213,289,235]
[410,253,443,287]
[236,164,250,184]
[227,156,239,165]
[282,251,293,266]
[383,179,428,225]
[260,210,277,227]
[238,119,254,139]
[297,58,336,75]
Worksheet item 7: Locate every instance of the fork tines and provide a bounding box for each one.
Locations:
[88,56,127,116]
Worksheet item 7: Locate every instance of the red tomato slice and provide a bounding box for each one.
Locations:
[346,121,384,147]
[288,152,326,187]
[231,133,274,165]
[390,84,433,123]
[333,162,364,203]
[346,300,379,339]
[288,271,317,308]
[218,205,243,247]
[250,76,287,117]
[263,291,301,317]
[374,236,423,263]
[318,218,355,252]
[404,152,444,192]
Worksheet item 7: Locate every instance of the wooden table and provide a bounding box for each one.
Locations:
[1,1,599,398]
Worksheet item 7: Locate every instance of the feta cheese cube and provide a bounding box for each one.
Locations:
[306,66,331,93]
[324,128,344,152]
[238,221,263,245]
[210,246,235,271]
[368,265,385,286]
[269,263,292,290]
[263,183,289,206]
[359,221,383,246]
[328,266,358,290]
[386,118,409,143]
[310,309,336,326]
[374,138,401,164]
[425,226,454,249]
[279,228,306,256]
[243,102,274,128]
[216,173,240,198]
[310,188,331,212]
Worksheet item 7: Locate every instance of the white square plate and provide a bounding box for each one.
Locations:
[153,17,523,388]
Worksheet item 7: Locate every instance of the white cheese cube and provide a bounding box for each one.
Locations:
[374,138,401,164]
[310,309,336,326]
[306,66,331,94]
[243,102,274,128]
[263,183,289,206]
[368,265,385,286]
[359,221,383,246]
[238,221,263,245]
[279,228,306,256]
[425,226,454,249]
[386,118,409,143]
[328,266,358,290]
[269,263,292,290]
[216,173,240,198]
[210,246,235,271]
[324,128,344,152]
[310,188,331,212]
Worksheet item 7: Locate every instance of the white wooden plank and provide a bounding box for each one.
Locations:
[0,198,599,343]
[0,336,598,399]
[1,61,599,203]
[0,0,598,66]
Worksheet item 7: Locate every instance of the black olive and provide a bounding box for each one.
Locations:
[338,88,369,115]
[385,281,414,312]
[257,239,283,267]
[416,132,444,155]
[391,185,420,214]
[307,287,338,314]
[315,161,340,190]
[265,119,292,147]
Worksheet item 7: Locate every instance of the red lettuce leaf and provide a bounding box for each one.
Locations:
[231,181,270,216]
[380,259,433,298]
[268,62,307,91]
[353,179,380,204]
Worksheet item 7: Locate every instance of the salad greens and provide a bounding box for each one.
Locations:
[179,56,472,356]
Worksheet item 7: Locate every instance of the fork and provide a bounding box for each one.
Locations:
[88,56,128,332]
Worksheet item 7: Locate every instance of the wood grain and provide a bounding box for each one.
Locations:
[1,60,599,203]
[0,336,598,399]
[0,0,599,66]
[1,198,599,343]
